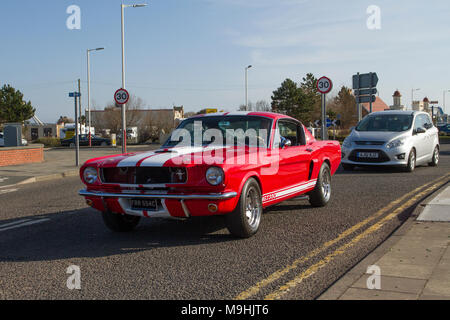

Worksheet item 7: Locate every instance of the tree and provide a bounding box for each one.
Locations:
[271,78,301,116]
[299,73,321,122]
[330,86,357,129]
[57,116,75,124]
[0,84,35,124]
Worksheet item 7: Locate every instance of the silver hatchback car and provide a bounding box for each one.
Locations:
[341,111,439,172]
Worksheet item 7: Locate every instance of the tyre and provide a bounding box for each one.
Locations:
[308,163,332,207]
[428,146,439,167]
[342,163,354,171]
[226,178,262,238]
[405,149,416,172]
[102,211,141,232]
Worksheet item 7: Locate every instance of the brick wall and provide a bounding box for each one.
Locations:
[0,145,44,167]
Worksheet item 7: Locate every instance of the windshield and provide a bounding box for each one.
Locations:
[356,114,413,132]
[164,116,272,148]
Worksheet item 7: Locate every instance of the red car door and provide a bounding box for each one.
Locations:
[263,119,312,205]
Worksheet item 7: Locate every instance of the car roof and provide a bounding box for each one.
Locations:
[367,110,423,117]
[189,111,297,121]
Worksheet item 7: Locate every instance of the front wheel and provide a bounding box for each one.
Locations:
[102,211,141,232]
[405,149,416,172]
[428,146,439,167]
[226,178,262,238]
[308,163,332,207]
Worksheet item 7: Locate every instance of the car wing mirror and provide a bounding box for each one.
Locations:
[281,139,292,149]
[414,127,426,134]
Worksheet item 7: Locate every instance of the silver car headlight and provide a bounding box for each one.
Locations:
[342,138,352,148]
[83,167,98,184]
[386,138,405,149]
[206,167,224,186]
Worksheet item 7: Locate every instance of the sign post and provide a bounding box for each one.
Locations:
[353,72,378,121]
[316,76,333,140]
[69,91,81,167]
[114,88,130,153]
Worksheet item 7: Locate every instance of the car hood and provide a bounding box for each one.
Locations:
[350,130,409,143]
[85,145,266,168]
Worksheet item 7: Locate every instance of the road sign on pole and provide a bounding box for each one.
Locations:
[353,72,378,118]
[317,76,333,140]
[114,88,130,105]
[69,91,81,167]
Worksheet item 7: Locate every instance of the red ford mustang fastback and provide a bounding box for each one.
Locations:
[79,112,341,238]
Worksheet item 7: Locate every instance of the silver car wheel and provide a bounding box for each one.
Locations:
[321,168,331,203]
[245,187,261,230]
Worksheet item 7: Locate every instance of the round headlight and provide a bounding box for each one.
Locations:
[83,167,98,184]
[205,167,224,186]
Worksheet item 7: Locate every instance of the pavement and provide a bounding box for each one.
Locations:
[0,145,158,188]
[319,183,450,300]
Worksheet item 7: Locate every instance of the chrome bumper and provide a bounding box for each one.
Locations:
[79,189,238,200]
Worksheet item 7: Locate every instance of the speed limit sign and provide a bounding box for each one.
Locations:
[316,76,333,94]
[114,88,130,105]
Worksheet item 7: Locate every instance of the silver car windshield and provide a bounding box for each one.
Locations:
[356,114,413,132]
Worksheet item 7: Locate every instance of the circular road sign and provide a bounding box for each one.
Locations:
[114,88,130,105]
[317,76,333,94]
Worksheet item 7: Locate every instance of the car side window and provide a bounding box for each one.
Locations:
[276,120,305,147]
[413,115,425,131]
[423,115,433,129]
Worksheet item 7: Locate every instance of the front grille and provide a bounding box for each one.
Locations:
[349,149,390,163]
[101,167,187,185]
[354,141,385,146]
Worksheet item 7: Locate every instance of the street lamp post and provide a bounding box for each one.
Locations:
[443,90,450,114]
[411,88,420,110]
[87,47,104,147]
[245,65,252,111]
[121,3,147,153]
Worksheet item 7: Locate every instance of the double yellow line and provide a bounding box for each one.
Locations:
[235,173,450,300]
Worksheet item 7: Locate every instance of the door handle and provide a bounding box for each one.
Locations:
[306,148,313,152]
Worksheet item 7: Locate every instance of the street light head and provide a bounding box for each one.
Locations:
[96,48,105,51]
[132,4,148,7]
[247,65,252,69]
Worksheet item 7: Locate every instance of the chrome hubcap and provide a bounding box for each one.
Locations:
[410,152,415,169]
[245,187,261,229]
[434,148,439,164]
[321,169,331,202]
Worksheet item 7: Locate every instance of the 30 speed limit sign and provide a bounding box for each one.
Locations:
[114,88,130,105]
[316,76,333,94]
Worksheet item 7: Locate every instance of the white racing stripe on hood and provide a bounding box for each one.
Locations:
[139,146,205,167]
[116,151,158,167]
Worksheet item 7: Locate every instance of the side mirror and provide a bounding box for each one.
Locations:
[414,127,426,134]
[281,139,292,149]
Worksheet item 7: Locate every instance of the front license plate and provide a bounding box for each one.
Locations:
[357,152,379,159]
[130,199,159,211]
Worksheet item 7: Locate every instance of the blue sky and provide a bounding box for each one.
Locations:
[1,0,450,122]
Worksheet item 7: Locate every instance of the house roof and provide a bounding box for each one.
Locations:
[361,96,389,113]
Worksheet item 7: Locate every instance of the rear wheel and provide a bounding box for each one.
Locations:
[309,163,332,207]
[102,211,141,232]
[405,149,416,172]
[428,146,439,167]
[226,178,262,238]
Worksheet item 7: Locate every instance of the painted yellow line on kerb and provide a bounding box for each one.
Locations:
[234,173,450,300]
[264,176,449,300]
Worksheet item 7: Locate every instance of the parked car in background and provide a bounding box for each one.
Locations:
[0,132,28,147]
[437,123,450,135]
[61,134,111,148]
[79,112,341,238]
[341,111,439,172]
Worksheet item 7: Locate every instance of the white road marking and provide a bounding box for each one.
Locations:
[0,218,51,232]
[0,219,31,228]
[0,188,18,195]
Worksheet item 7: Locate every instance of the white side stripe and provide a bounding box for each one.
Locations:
[262,180,317,203]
